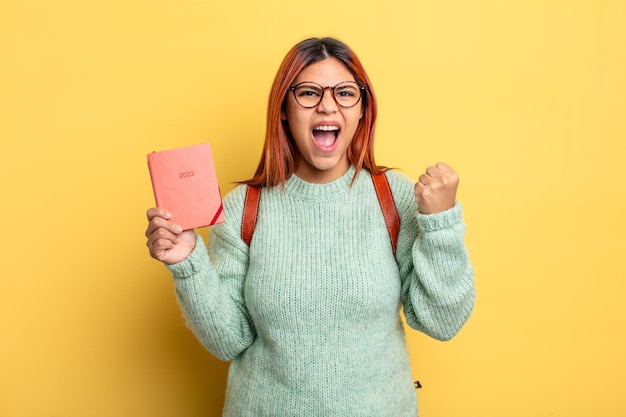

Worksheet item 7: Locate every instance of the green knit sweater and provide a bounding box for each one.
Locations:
[167,166,475,417]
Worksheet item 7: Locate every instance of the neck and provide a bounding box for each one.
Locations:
[294,159,350,184]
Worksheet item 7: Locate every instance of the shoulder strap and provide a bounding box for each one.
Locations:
[241,185,261,246]
[241,173,400,254]
[371,172,400,256]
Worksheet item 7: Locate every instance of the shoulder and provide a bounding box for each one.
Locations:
[223,183,248,207]
[376,169,419,226]
[210,184,249,244]
[223,184,248,216]
[382,169,413,188]
[382,169,415,206]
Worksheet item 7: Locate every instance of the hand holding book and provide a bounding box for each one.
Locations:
[145,207,197,265]
[145,143,224,264]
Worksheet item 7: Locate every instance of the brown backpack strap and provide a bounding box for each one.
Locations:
[241,173,400,254]
[241,185,261,246]
[371,172,400,256]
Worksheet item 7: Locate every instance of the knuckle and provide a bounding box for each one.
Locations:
[146,208,158,220]
[153,239,168,251]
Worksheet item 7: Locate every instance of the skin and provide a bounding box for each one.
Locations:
[145,60,460,264]
[415,161,459,214]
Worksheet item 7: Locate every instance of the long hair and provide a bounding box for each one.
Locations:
[242,37,386,187]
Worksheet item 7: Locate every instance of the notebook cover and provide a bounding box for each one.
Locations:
[147,143,225,230]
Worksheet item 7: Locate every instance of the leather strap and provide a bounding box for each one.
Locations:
[241,185,261,246]
[371,172,400,256]
[241,173,399,255]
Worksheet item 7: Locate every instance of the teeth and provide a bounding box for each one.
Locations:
[313,125,339,131]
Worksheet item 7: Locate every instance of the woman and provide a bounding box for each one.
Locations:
[145,37,475,417]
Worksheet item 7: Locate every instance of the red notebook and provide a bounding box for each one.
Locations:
[147,143,225,230]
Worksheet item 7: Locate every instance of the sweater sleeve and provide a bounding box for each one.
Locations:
[389,171,476,341]
[166,185,256,360]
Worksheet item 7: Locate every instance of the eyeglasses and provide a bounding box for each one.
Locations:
[289,81,365,109]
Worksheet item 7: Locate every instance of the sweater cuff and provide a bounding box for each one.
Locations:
[416,202,464,232]
[165,233,209,279]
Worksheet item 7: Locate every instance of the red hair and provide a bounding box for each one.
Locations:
[242,37,387,187]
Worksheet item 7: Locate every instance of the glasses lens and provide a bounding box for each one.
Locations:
[334,82,362,107]
[293,83,324,108]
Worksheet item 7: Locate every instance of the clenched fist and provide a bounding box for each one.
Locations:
[414,162,459,214]
[145,208,197,265]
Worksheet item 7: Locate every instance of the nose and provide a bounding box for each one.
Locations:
[317,87,338,113]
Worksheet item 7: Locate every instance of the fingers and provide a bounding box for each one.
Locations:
[425,165,441,179]
[145,217,182,238]
[434,161,454,174]
[424,162,456,179]
[145,207,182,253]
[415,162,459,214]
[419,162,458,185]
[146,223,179,245]
[144,207,197,264]
[145,208,181,234]
[435,162,459,185]
[146,234,173,259]
[417,174,431,186]
[146,207,172,222]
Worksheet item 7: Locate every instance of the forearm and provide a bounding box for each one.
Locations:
[400,203,476,340]
[167,233,255,360]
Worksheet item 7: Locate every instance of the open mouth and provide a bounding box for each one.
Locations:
[312,125,340,150]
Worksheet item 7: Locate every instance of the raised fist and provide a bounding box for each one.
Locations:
[414,162,459,214]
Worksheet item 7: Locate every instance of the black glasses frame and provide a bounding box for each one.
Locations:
[289,81,366,109]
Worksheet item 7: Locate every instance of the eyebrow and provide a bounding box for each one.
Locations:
[294,80,358,87]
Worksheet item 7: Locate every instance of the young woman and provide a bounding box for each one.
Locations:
[145,37,475,417]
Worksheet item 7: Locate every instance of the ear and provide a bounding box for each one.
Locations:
[281,109,287,121]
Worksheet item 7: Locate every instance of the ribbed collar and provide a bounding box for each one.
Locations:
[281,165,360,202]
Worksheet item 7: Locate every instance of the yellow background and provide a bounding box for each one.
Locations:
[2,1,625,416]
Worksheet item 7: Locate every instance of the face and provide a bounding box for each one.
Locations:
[282,57,363,184]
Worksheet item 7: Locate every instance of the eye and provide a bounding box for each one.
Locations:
[335,85,359,97]
[296,84,322,97]
[336,89,356,97]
